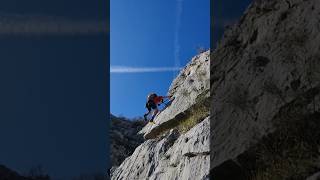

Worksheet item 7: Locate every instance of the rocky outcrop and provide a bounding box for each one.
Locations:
[211,0,320,179]
[139,50,210,140]
[110,115,145,167]
[112,117,209,180]
[111,50,210,180]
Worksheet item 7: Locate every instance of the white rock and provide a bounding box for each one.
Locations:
[140,50,210,139]
[111,117,210,180]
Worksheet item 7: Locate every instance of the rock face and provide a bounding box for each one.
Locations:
[110,115,145,167]
[111,50,210,180]
[112,117,210,180]
[140,50,210,140]
[211,0,320,179]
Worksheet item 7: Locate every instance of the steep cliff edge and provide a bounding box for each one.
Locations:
[111,50,210,180]
[139,50,210,140]
[211,0,320,179]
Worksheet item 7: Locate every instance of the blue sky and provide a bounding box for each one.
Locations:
[111,0,210,118]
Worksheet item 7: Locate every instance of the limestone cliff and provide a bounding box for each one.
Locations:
[111,50,210,180]
[210,0,320,179]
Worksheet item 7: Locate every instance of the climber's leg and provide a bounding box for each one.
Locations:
[150,108,159,122]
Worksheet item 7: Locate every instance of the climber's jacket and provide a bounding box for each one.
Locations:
[144,93,171,121]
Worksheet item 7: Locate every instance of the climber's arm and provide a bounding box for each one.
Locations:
[162,95,173,101]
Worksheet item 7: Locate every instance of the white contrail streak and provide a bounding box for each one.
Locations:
[174,0,183,78]
[110,66,182,73]
[0,13,108,36]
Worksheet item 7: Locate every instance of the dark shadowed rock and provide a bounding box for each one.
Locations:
[110,114,145,167]
[211,0,320,179]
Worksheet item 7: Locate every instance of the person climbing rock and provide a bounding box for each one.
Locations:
[143,93,172,123]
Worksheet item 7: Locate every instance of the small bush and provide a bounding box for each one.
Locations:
[196,46,206,54]
[148,95,210,139]
[131,119,146,129]
[177,103,209,133]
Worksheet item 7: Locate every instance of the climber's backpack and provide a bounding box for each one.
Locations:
[147,93,157,101]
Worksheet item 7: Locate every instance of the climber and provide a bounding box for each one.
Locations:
[143,93,173,123]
